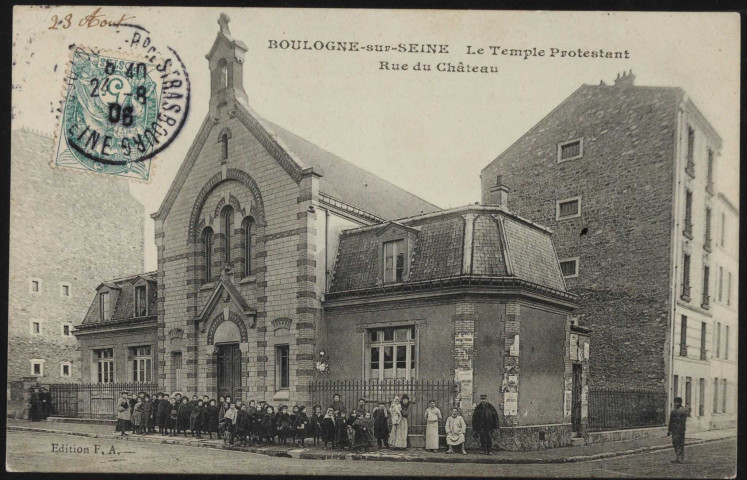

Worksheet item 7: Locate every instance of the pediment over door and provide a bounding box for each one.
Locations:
[195,268,256,333]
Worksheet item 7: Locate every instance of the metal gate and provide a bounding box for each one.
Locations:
[44,382,159,419]
[309,379,456,435]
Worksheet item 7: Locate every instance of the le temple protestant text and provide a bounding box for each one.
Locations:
[268,40,631,73]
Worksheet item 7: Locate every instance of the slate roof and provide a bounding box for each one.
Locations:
[260,120,441,220]
[79,271,158,328]
[329,206,569,298]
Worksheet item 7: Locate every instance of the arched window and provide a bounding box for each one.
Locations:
[221,133,229,160]
[222,207,233,264]
[242,217,255,276]
[203,228,214,283]
[218,59,228,90]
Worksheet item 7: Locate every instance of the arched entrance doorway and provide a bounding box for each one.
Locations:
[213,318,242,399]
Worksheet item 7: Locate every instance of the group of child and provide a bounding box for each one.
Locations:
[115,391,469,454]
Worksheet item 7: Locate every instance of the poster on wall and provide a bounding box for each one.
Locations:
[504,391,518,416]
[564,390,572,418]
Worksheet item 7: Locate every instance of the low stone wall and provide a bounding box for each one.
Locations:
[586,426,667,445]
[462,423,573,452]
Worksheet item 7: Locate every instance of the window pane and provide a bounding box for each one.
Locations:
[396,345,406,369]
[384,242,394,282]
[410,326,416,340]
[370,330,379,343]
[410,344,416,370]
[560,261,577,277]
[384,328,394,341]
[559,200,579,217]
[561,141,580,159]
[383,346,393,369]
[370,347,380,370]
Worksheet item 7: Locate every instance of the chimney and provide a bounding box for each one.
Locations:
[489,175,509,207]
[614,69,635,88]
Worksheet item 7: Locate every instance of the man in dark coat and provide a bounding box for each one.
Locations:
[29,388,43,421]
[667,397,691,463]
[40,387,52,419]
[472,394,499,454]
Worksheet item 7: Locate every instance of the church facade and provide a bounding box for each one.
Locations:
[151,15,438,405]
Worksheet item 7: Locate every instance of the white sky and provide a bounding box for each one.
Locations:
[12,8,740,271]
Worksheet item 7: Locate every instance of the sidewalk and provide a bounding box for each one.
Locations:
[6,419,736,464]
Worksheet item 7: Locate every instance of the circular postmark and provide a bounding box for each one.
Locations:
[54,24,190,180]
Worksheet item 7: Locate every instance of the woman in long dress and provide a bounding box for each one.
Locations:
[389,396,407,449]
[424,399,442,452]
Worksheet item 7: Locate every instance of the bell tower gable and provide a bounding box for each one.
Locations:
[206,13,248,114]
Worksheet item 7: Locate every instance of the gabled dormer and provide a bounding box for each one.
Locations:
[94,282,121,322]
[130,275,156,318]
[375,222,420,285]
[206,13,248,115]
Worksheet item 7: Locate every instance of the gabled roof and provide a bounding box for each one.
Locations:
[260,120,441,220]
[153,100,440,223]
[329,206,570,301]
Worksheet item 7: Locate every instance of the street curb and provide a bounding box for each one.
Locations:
[6,425,736,464]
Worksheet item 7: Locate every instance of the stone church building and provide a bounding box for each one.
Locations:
[76,15,589,449]
[150,15,439,405]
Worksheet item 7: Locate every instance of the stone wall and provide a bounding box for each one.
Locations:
[9,129,145,383]
[481,83,679,391]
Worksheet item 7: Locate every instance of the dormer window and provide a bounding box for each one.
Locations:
[134,285,147,317]
[384,239,406,283]
[100,292,110,322]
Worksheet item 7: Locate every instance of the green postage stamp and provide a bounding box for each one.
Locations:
[54,47,163,180]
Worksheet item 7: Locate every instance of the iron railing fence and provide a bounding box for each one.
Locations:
[309,379,456,435]
[44,382,160,419]
[587,387,667,432]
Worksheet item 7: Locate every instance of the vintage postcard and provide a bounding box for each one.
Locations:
[7,6,739,477]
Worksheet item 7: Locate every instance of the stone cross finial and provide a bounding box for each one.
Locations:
[218,13,231,35]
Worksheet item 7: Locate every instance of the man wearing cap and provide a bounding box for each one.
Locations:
[472,394,499,454]
[667,397,691,463]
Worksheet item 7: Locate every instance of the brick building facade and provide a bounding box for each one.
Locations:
[8,129,144,384]
[480,71,738,431]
